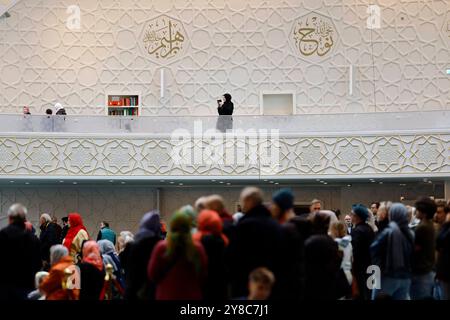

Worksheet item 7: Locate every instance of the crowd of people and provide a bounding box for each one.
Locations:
[0,187,449,301]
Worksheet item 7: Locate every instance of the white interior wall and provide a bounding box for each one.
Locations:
[0,0,448,115]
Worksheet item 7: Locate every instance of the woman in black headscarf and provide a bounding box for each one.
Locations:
[217,93,234,115]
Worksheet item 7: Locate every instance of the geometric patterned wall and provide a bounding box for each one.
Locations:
[0,132,448,178]
[0,0,448,116]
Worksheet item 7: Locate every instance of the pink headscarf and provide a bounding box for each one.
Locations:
[82,241,103,271]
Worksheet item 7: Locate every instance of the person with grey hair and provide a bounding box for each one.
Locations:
[206,194,233,223]
[39,213,60,266]
[194,196,208,213]
[239,187,264,214]
[8,203,28,224]
[118,231,135,275]
[227,187,283,298]
[205,194,234,236]
[49,244,69,266]
[0,203,42,300]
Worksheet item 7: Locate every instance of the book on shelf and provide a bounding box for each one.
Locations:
[107,94,139,116]
[108,96,138,106]
[108,108,138,116]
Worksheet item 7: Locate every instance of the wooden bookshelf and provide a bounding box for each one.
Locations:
[106,93,140,116]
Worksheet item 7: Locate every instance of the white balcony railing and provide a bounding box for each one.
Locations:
[0,110,449,135]
[0,111,449,180]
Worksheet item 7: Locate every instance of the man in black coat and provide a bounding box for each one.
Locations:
[227,187,283,298]
[270,188,309,300]
[351,204,375,300]
[51,216,62,243]
[0,204,42,300]
[39,213,60,265]
[60,216,69,243]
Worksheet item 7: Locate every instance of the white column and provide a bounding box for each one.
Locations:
[160,69,165,99]
[349,65,354,96]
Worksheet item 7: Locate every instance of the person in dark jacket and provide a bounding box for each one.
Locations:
[96,221,117,245]
[39,213,60,266]
[436,204,450,300]
[60,216,69,243]
[217,93,234,115]
[0,204,42,300]
[79,240,105,300]
[124,211,162,300]
[270,188,306,300]
[375,201,391,234]
[410,197,437,299]
[304,212,342,300]
[227,187,283,298]
[371,203,414,300]
[351,204,375,300]
[270,188,296,224]
[118,231,134,273]
[193,209,229,301]
[51,216,62,243]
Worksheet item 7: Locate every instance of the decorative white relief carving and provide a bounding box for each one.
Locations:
[0,133,448,178]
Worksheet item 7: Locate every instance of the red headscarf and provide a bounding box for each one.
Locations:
[82,241,103,271]
[63,213,88,251]
[193,210,229,246]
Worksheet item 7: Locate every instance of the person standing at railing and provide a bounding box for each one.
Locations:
[217,93,234,115]
[55,103,67,115]
[23,106,31,115]
[216,94,234,132]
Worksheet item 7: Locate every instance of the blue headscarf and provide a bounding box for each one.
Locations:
[352,204,369,222]
[272,188,294,212]
[98,239,121,274]
[389,203,410,229]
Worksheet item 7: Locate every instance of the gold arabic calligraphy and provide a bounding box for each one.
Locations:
[293,15,335,57]
[143,16,186,60]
